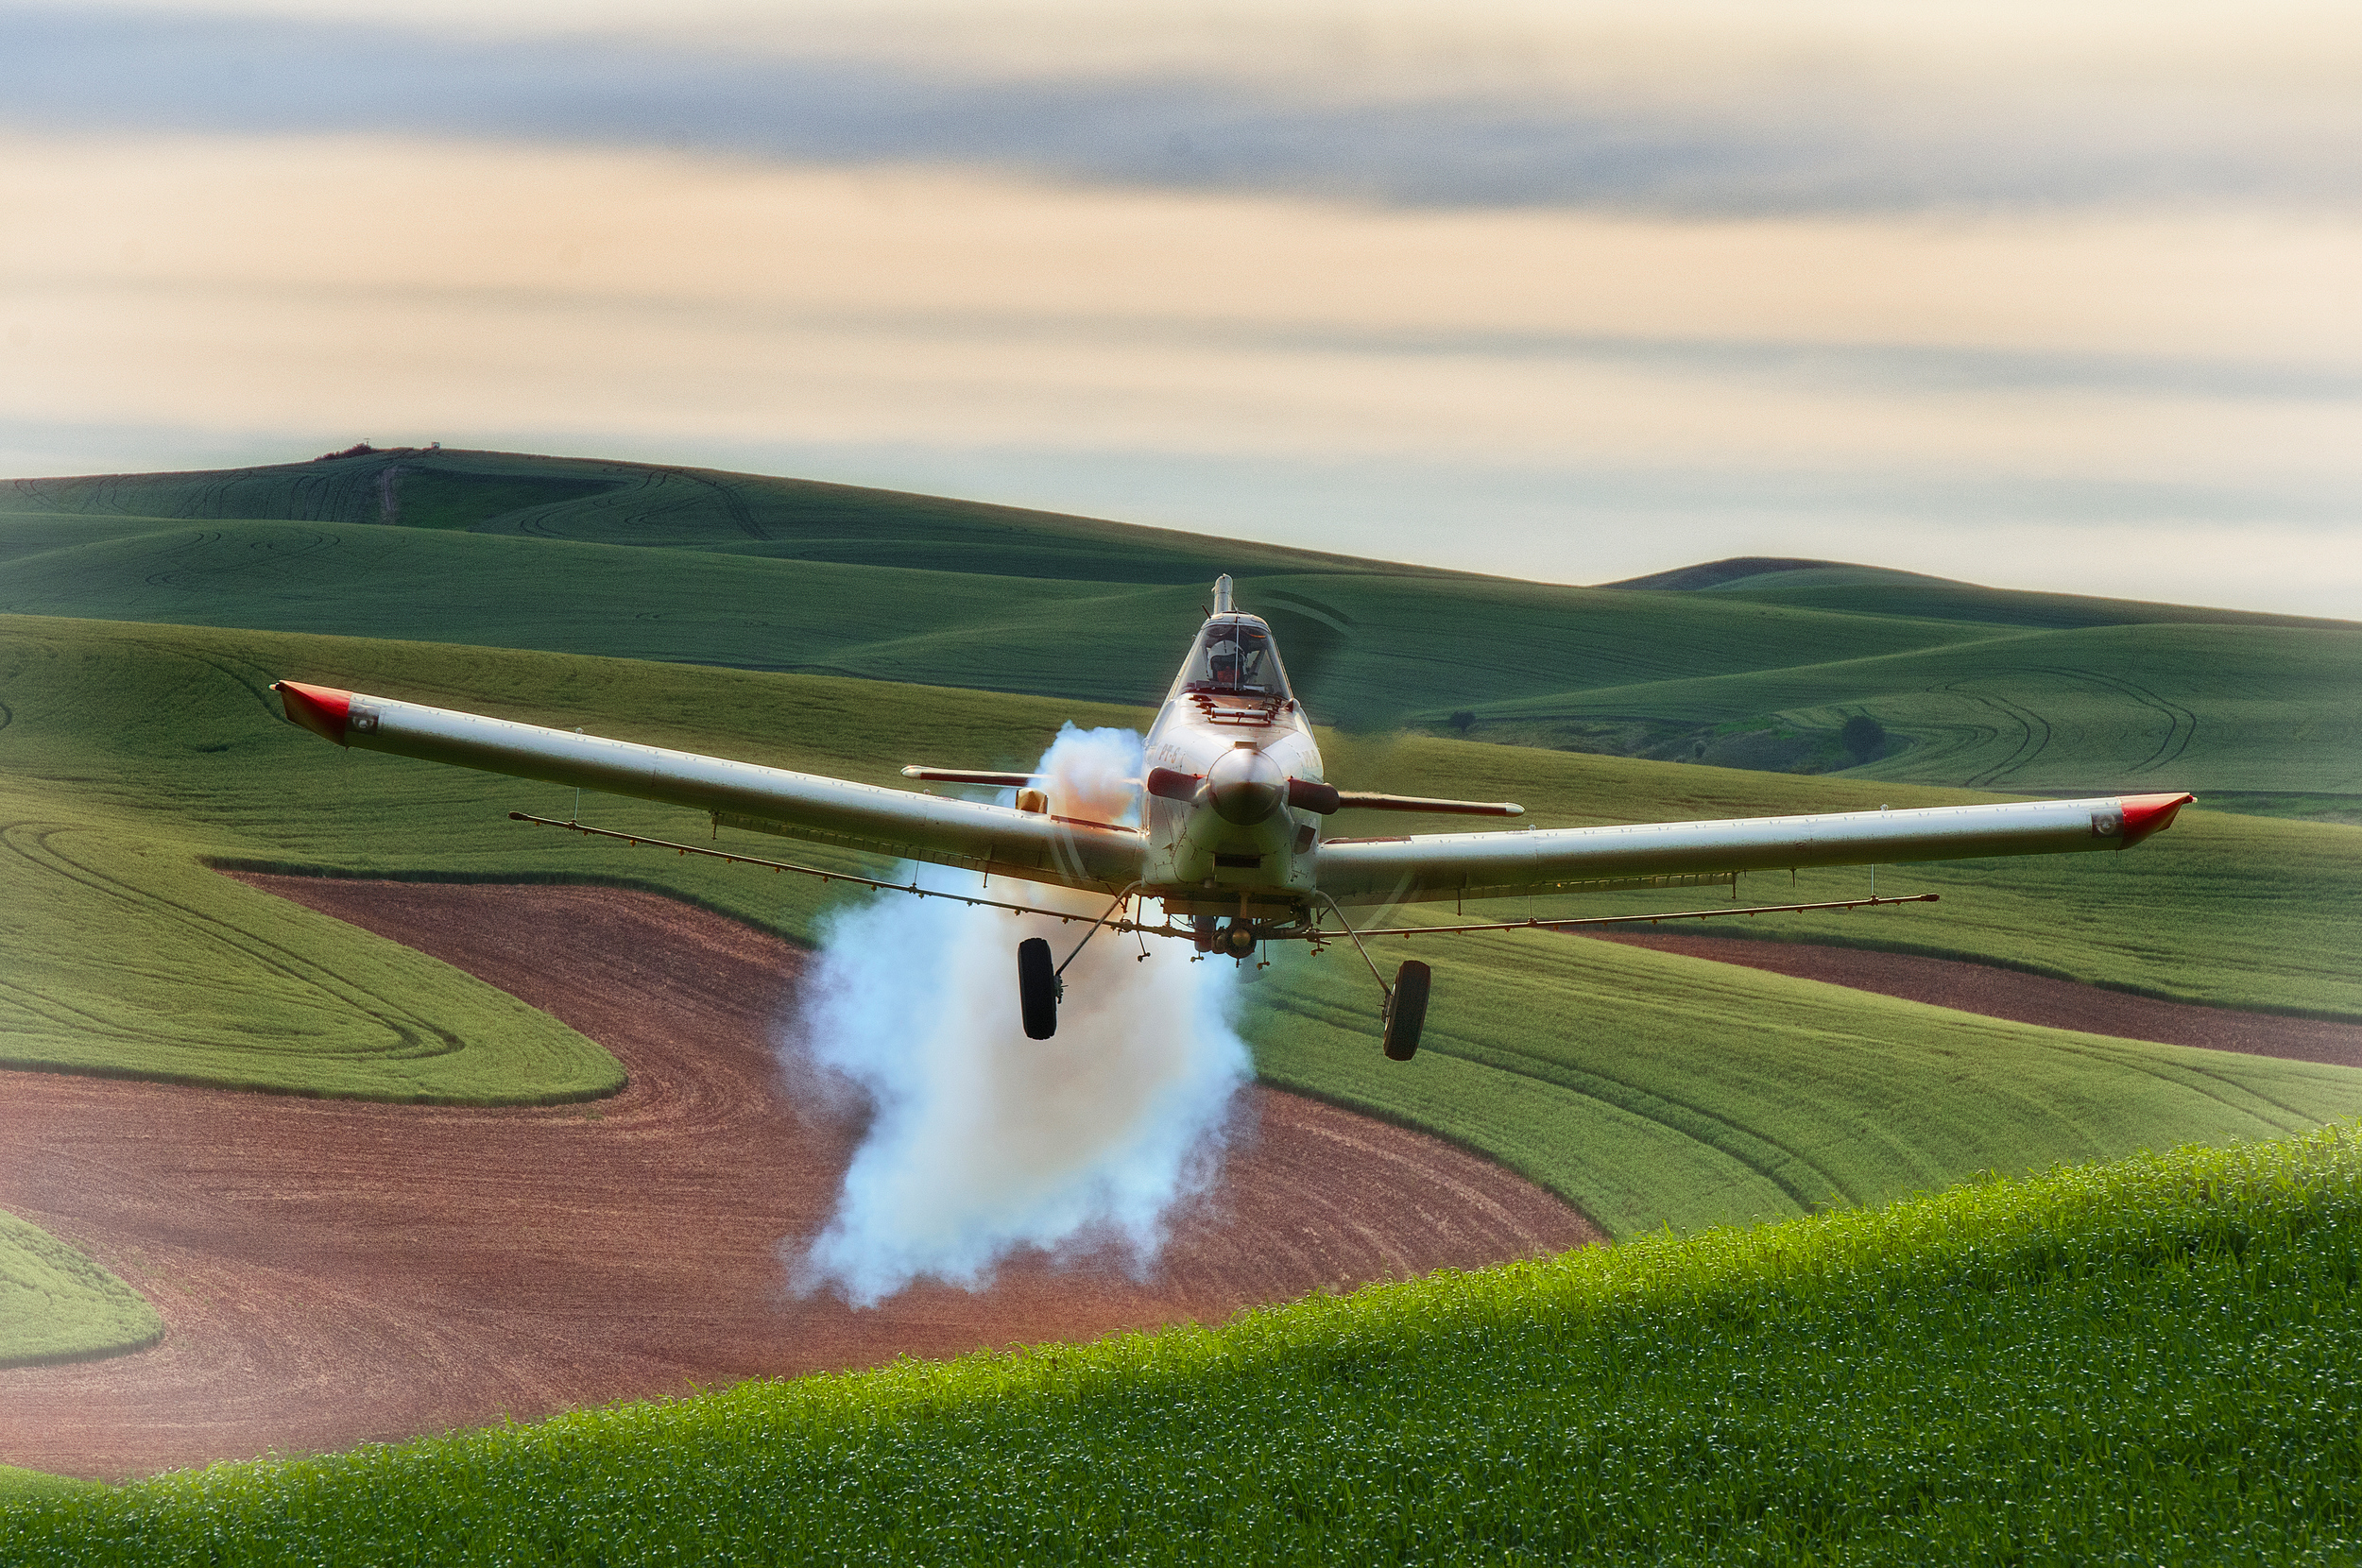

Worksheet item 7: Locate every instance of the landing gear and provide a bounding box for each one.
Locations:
[1017,882,1147,1039]
[1380,960,1430,1062]
[1018,937,1060,1039]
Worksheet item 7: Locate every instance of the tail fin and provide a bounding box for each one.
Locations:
[1211,574,1234,614]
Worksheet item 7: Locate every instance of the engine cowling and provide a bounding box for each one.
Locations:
[1206,744,1287,826]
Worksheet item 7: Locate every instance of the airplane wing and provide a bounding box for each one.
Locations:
[269,681,1141,894]
[1314,793,2195,908]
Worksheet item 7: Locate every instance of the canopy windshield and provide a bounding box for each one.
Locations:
[1179,617,1292,699]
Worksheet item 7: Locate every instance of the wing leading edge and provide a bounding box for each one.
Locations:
[1314,793,2195,907]
[270,681,1140,893]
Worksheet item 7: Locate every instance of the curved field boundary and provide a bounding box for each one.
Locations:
[0,821,624,1103]
[1939,665,2200,786]
[0,879,1595,1480]
[1599,930,2362,1066]
[0,1212,161,1372]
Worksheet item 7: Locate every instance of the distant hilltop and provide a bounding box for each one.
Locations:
[1602,557,1956,593]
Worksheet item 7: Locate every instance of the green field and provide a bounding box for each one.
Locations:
[0,510,1972,725]
[0,611,1126,1102]
[9,447,1962,727]
[0,447,1393,583]
[8,612,2360,1249]
[9,1123,2360,1562]
[1613,557,2354,634]
[1459,619,2362,798]
[21,447,2354,782]
[0,1211,160,1371]
[0,1466,92,1504]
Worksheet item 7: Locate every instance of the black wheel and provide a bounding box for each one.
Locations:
[1381,960,1430,1062]
[1018,937,1059,1040]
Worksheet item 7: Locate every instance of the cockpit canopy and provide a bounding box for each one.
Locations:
[1178,615,1292,700]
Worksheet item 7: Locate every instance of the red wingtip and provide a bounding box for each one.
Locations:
[2119,792,2196,848]
[271,680,352,745]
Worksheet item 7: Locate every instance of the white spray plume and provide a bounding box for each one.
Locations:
[784,724,1252,1307]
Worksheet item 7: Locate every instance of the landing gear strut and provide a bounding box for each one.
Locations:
[1311,894,1431,1064]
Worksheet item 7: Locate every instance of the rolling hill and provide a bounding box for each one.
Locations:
[8,450,2354,823]
[1454,620,2362,798]
[1608,555,2351,634]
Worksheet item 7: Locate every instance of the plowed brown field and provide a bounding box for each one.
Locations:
[0,879,1597,1481]
[1598,930,2362,1066]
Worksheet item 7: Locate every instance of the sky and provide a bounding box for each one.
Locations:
[4,1,2359,614]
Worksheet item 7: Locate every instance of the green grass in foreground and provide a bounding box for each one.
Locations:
[9,1125,2362,1563]
[0,1211,160,1370]
[0,1467,94,1504]
[9,613,2362,1241]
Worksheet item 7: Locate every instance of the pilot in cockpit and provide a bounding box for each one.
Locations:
[1185,621,1290,698]
[1208,632,1245,688]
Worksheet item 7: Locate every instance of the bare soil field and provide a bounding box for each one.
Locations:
[1599,931,2362,1066]
[0,879,1597,1482]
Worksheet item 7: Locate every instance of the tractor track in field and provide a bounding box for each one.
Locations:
[2040,666,2198,775]
[0,878,1597,1482]
[1929,667,2198,786]
[0,822,471,1070]
[1943,680,2052,786]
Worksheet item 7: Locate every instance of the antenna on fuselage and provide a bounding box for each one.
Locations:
[1210,574,1234,615]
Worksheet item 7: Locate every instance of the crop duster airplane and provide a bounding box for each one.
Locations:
[270,576,2193,1060]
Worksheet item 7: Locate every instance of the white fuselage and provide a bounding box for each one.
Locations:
[1137,613,1326,924]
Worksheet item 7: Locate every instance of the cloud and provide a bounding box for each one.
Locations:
[6,129,2357,615]
[5,3,2359,214]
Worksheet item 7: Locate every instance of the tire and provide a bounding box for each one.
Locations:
[1018,937,1059,1040]
[1381,960,1430,1062]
